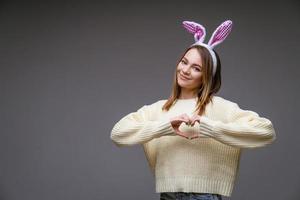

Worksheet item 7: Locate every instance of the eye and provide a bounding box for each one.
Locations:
[193,66,201,71]
[181,60,187,65]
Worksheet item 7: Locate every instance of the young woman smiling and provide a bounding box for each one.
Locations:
[110,20,276,200]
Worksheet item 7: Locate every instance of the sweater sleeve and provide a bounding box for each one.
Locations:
[110,101,175,147]
[197,102,276,148]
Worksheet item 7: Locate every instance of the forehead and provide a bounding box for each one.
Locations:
[184,48,202,63]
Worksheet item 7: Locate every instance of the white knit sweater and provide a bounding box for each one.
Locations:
[110,96,276,197]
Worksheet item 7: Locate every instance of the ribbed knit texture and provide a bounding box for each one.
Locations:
[110,96,276,197]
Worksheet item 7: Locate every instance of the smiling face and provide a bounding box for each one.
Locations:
[177,48,203,91]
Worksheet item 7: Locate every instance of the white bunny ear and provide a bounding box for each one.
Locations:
[208,20,233,49]
[182,21,206,43]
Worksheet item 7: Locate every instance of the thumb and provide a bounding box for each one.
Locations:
[190,114,200,126]
[182,114,191,125]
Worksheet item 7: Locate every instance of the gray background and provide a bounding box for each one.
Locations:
[0,1,299,200]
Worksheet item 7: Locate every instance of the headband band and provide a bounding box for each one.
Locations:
[182,20,233,77]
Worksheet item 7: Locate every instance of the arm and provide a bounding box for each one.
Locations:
[197,103,276,148]
[110,102,175,147]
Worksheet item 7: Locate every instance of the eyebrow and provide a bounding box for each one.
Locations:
[182,57,202,68]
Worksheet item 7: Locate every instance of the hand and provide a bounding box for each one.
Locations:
[190,113,201,126]
[170,113,191,139]
[170,113,201,140]
[188,114,202,139]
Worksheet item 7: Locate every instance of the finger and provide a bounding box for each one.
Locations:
[190,115,196,125]
[180,116,190,125]
[172,118,187,125]
[183,114,192,125]
[177,132,188,139]
[189,115,196,125]
[175,129,189,139]
[191,119,200,126]
[191,134,200,139]
[191,115,200,126]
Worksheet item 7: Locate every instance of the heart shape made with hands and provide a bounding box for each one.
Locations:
[170,114,203,140]
[178,120,201,139]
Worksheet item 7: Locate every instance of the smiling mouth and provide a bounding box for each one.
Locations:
[179,74,191,80]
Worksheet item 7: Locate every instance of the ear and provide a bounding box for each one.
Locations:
[208,20,233,49]
[182,21,206,43]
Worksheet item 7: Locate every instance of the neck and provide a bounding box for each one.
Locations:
[179,88,198,99]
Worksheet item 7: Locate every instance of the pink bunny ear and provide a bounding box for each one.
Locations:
[208,20,233,49]
[182,21,206,43]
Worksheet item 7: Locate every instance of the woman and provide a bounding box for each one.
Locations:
[110,20,276,200]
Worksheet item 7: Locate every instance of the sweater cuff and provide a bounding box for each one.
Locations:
[154,117,177,137]
[198,116,218,138]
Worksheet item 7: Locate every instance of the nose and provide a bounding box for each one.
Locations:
[182,65,190,74]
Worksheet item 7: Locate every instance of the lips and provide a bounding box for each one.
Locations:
[179,74,191,81]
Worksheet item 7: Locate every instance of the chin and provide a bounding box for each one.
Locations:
[178,80,189,87]
[178,82,192,89]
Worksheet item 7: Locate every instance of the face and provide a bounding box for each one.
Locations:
[177,48,203,91]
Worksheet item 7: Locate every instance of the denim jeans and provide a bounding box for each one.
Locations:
[160,192,222,200]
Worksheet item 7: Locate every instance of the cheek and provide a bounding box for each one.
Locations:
[191,73,203,84]
[192,72,202,80]
[177,64,183,71]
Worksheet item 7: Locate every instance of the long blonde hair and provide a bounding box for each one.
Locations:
[162,45,222,115]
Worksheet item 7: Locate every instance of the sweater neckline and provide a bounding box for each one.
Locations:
[176,97,198,101]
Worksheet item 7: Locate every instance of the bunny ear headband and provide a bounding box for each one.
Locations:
[182,20,233,77]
